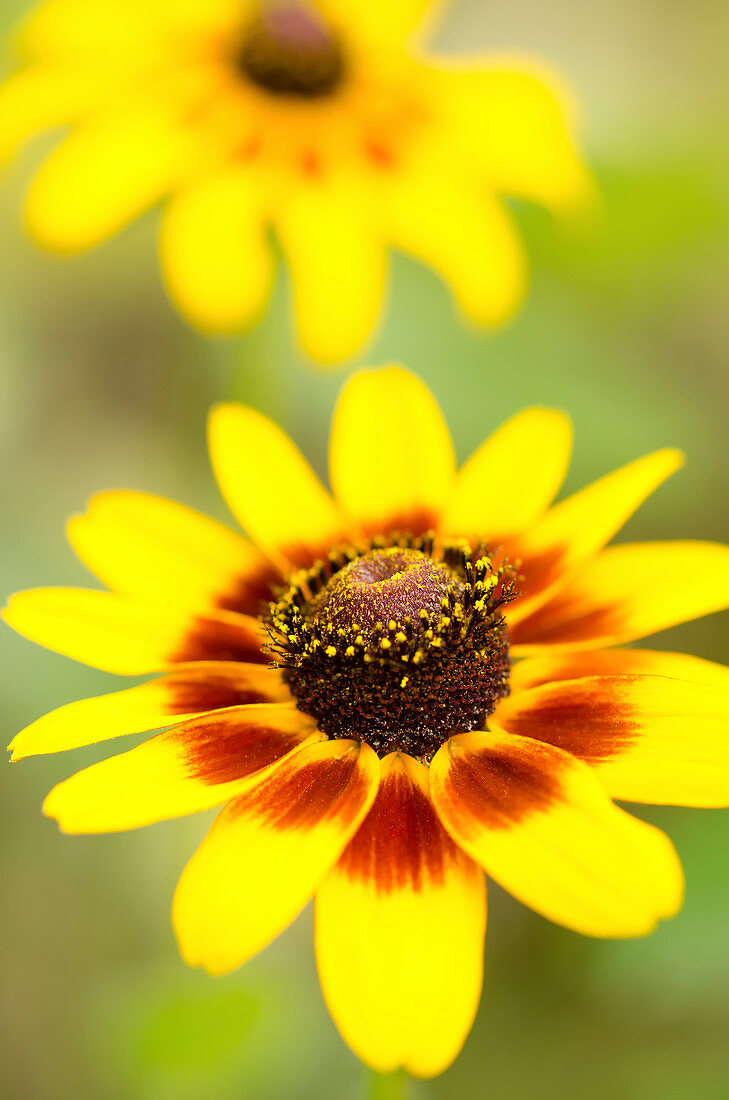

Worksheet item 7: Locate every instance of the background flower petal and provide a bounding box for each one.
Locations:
[276,179,387,364]
[18,0,242,60]
[384,165,527,327]
[25,99,198,251]
[319,0,443,47]
[436,64,592,211]
[161,168,275,334]
[0,66,102,162]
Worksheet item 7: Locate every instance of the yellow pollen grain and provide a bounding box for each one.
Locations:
[380,638,391,650]
[400,676,410,688]
[325,645,337,657]
[345,645,355,657]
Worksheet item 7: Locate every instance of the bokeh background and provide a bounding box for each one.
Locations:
[2,0,729,1096]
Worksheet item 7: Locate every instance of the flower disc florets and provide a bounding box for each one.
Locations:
[236,5,345,99]
[267,534,516,761]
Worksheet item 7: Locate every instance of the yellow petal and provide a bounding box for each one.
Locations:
[438,65,592,212]
[173,737,380,974]
[0,66,101,162]
[276,180,387,363]
[431,730,683,937]
[18,0,150,59]
[492,674,729,807]
[384,163,526,327]
[508,449,685,625]
[25,99,196,252]
[442,408,572,542]
[329,366,455,535]
[161,167,275,334]
[511,647,729,694]
[208,403,345,570]
[67,491,277,616]
[315,753,485,1078]
[8,663,289,761]
[319,0,443,47]
[2,588,267,674]
[511,540,729,652]
[19,0,241,60]
[144,0,244,37]
[43,704,314,833]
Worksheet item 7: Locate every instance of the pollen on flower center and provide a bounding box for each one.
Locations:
[266,536,516,761]
[235,5,345,99]
[311,548,458,631]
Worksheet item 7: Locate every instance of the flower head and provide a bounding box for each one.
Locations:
[0,0,590,361]
[7,366,729,1077]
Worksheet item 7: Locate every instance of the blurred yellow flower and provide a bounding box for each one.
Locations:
[6,366,729,1077]
[0,0,591,361]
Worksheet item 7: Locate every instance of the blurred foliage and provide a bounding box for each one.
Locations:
[2,0,729,1098]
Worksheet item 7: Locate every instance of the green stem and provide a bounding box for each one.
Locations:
[369,1069,409,1100]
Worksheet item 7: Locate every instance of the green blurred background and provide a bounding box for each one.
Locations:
[2,0,729,1096]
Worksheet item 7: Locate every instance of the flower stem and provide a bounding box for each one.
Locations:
[369,1069,410,1100]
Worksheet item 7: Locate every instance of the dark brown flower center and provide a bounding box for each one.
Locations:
[235,4,345,99]
[266,535,516,762]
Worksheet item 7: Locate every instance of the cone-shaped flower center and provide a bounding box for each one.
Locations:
[310,548,459,631]
[267,537,515,761]
[236,4,345,99]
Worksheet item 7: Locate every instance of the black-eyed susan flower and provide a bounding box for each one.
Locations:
[6,366,729,1077]
[0,0,590,362]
